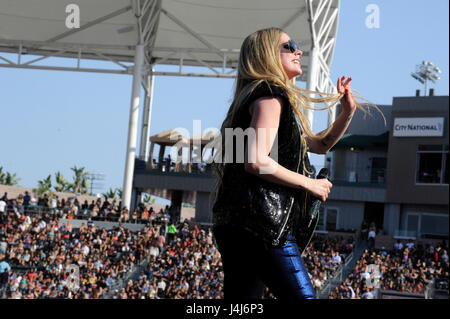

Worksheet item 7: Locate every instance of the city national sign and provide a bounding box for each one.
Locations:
[393,117,444,137]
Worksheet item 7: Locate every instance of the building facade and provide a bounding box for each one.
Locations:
[321,94,448,240]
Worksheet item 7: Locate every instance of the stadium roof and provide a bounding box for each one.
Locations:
[0,0,340,79]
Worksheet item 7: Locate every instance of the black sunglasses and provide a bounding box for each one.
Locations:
[282,40,301,53]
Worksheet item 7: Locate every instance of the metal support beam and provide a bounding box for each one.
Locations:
[305,43,319,128]
[122,44,145,210]
[305,0,339,129]
[0,62,129,74]
[139,68,155,161]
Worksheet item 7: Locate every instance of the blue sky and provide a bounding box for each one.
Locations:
[0,0,448,203]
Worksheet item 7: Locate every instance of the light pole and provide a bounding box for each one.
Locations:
[411,61,442,96]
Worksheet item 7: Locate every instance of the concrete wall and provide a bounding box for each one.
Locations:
[329,184,386,203]
[325,200,365,231]
[133,171,215,192]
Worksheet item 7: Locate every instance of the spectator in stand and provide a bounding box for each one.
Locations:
[0,254,11,294]
[406,239,415,250]
[131,209,138,224]
[119,208,130,223]
[360,220,369,241]
[368,228,376,250]
[440,250,449,263]
[331,251,342,265]
[394,240,403,254]
[23,192,31,207]
[0,198,6,218]
[167,223,177,242]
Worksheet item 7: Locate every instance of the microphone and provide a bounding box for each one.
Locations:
[307,168,330,227]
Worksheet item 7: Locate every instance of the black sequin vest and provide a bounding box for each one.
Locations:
[212,82,311,247]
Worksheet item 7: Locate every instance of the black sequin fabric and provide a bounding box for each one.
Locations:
[212,82,308,247]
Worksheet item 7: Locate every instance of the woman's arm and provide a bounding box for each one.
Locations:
[244,96,332,202]
[305,76,357,154]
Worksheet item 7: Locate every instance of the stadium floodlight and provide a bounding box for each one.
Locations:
[411,61,442,96]
[411,72,425,84]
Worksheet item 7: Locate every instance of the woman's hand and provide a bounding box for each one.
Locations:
[305,177,333,202]
[337,76,357,114]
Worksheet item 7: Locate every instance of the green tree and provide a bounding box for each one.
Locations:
[143,194,157,204]
[0,167,5,184]
[80,175,89,195]
[116,188,123,199]
[102,187,117,199]
[35,174,53,197]
[0,167,20,186]
[4,172,20,186]
[71,166,90,194]
[54,171,72,192]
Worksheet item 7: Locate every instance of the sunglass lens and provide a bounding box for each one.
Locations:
[289,40,300,53]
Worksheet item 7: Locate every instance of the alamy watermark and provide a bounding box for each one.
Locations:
[365,264,381,288]
[365,4,380,29]
[65,4,80,29]
[167,120,279,174]
[64,264,80,292]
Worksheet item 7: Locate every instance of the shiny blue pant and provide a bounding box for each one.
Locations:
[214,224,315,299]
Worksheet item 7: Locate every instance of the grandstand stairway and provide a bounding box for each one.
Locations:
[318,239,368,299]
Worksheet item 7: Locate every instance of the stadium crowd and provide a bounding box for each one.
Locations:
[1,191,360,299]
[0,197,168,299]
[109,222,224,299]
[301,234,354,294]
[0,192,361,299]
[329,239,449,299]
[106,227,355,299]
[5,191,448,299]
[0,191,168,225]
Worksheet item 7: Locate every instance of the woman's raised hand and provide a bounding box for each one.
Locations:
[337,75,357,113]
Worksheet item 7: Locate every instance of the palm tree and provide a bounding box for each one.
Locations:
[4,172,20,186]
[102,187,117,199]
[36,175,53,197]
[0,167,20,186]
[71,166,90,194]
[116,188,123,199]
[0,167,5,184]
[143,194,157,204]
[80,175,89,195]
[54,171,72,192]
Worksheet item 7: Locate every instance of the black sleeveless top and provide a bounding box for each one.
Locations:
[212,82,309,235]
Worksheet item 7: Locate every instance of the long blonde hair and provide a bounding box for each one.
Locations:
[211,27,381,204]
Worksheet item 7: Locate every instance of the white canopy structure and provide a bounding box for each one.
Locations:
[0,0,340,210]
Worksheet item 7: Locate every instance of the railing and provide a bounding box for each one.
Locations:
[393,230,417,239]
[317,250,354,299]
[138,160,388,187]
[139,158,214,175]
